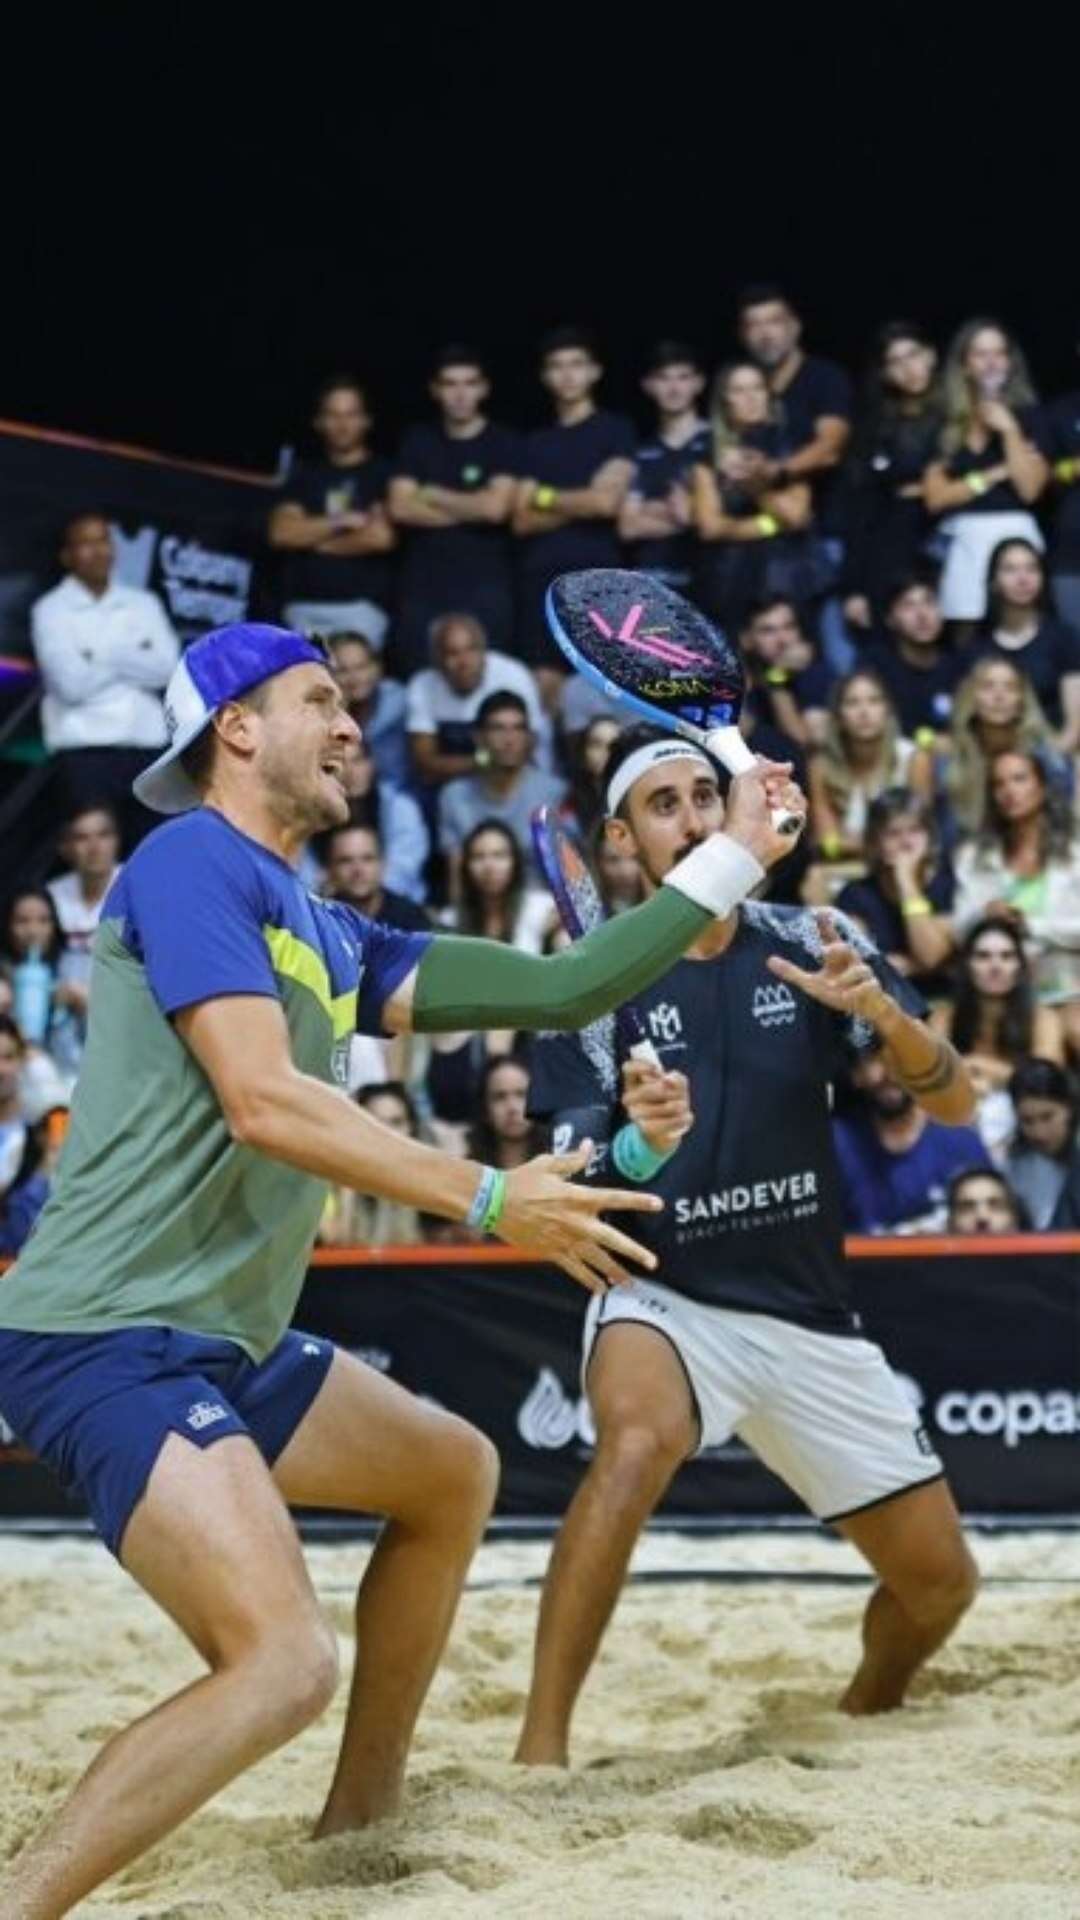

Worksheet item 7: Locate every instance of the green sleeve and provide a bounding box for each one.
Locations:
[411,887,710,1033]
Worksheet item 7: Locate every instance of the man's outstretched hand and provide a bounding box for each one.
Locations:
[766,911,888,1021]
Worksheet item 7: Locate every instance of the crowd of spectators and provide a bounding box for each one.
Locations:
[5,286,1080,1248]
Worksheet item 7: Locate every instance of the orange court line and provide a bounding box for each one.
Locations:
[308,1233,1080,1268]
[3,1234,1079,1281]
[0,416,277,488]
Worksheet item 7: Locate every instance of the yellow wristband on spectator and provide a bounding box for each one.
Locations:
[966,471,989,497]
[821,832,842,860]
[534,484,558,511]
[756,513,780,536]
[914,725,937,750]
[901,897,933,919]
[1055,457,1078,485]
[764,667,790,686]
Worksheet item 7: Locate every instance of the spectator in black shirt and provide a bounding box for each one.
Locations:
[466,1054,546,1176]
[835,790,954,989]
[923,319,1049,631]
[388,346,522,678]
[618,341,708,592]
[843,322,944,630]
[736,285,855,673]
[739,594,831,752]
[736,284,854,496]
[1042,351,1080,631]
[514,327,636,700]
[321,823,432,934]
[691,364,815,631]
[973,539,1080,751]
[864,574,965,743]
[268,375,396,647]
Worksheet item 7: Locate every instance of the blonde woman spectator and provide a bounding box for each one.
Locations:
[923,319,1049,628]
[952,749,1080,1051]
[806,671,925,887]
[912,657,1068,845]
[690,361,813,630]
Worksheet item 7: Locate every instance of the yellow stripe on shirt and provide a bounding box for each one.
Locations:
[262,925,356,1039]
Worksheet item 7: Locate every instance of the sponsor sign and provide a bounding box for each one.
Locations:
[2,1244,1078,1523]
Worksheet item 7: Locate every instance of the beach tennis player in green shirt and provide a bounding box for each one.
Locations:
[0,623,803,1917]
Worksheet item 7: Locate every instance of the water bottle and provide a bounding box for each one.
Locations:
[12,947,53,1046]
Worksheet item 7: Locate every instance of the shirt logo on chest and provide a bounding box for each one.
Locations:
[752,982,797,1029]
[647,1001,684,1046]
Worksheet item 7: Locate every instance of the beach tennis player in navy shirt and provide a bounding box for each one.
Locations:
[515,726,979,1769]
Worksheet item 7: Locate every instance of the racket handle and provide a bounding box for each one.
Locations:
[629,1038,663,1067]
[705,724,803,837]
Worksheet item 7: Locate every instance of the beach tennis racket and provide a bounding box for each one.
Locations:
[531,805,661,1067]
[545,569,802,835]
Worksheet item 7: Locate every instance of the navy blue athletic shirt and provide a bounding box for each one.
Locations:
[527,903,924,1334]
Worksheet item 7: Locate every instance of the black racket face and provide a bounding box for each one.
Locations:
[548,570,745,733]
[531,807,652,1058]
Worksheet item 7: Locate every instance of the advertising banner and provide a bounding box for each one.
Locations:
[5,1239,1076,1529]
[0,420,275,657]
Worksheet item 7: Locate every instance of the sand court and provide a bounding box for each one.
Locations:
[2,1529,1080,1918]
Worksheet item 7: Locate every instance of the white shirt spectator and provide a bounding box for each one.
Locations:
[47,867,121,952]
[406,648,546,745]
[31,576,180,751]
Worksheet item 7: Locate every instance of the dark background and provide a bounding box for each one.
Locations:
[4,11,1076,471]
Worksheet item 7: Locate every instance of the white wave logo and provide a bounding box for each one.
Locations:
[517,1368,583,1450]
[751,983,796,1029]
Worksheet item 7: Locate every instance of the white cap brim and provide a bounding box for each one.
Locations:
[132,656,212,814]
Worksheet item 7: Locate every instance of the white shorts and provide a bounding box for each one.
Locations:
[583,1279,943,1523]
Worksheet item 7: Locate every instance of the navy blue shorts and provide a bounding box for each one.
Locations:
[0,1324,336,1559]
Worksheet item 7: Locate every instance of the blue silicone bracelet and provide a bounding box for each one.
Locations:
[612,1123,675,1182]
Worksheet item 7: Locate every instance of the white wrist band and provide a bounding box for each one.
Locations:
[663,833,765,918]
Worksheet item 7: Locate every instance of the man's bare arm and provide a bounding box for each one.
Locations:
[176,994,664,1292]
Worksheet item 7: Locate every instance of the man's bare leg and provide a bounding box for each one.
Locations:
[514,1323,697,1767]
[1,1434,338,1920]
[272,1349,499,1833]
[838,1478,978,1714]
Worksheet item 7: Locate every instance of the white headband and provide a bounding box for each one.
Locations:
[606,739,714,817]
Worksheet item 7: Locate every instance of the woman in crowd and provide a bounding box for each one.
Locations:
[427,822,555,1131]
[923,318,1049,630]
[931,917,1064,1159]
[326,629,409,789]
[843,321,944,628]
[0,892,84,1091]
[834,789,954,987]
[319,1082,434,1247]
[1005,1057,1080,1228]
[973,539,1080,753]
[913,656,1068,846]
[952,748,1080,1052]
[443,819,554,954]
[690,361,815,630]
[806,670,925,884]
[566,714,621,843]
[466,1054,546,1178]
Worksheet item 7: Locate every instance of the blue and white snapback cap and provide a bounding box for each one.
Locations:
[134,623,327,814]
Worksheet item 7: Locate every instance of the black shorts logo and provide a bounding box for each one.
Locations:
[914,1424,935,1457]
